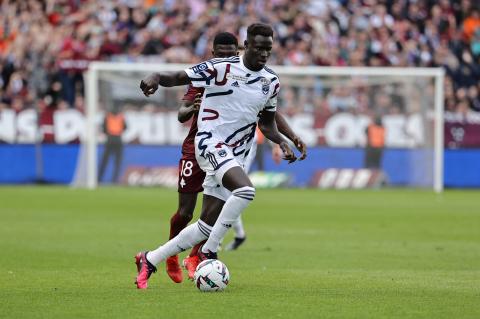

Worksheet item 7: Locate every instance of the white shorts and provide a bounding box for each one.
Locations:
[195,144,241,201]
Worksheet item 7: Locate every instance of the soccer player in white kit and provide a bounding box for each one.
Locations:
[135,23,300,289]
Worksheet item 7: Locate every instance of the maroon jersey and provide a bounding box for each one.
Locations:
[181,85,204,156]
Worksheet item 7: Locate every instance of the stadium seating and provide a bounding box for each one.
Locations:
[0,1,479,116]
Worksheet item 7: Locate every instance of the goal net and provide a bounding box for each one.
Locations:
[73,62,444,192]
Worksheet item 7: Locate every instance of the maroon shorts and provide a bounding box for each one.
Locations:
[177,154,206,193]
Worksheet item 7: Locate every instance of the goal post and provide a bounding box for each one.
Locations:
[85,68,98,190]
[77,62,444,192]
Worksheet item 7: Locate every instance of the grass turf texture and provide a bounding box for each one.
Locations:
[0,187,479,319]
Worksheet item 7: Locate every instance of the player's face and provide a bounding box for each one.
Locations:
[244,35,273,70]
[212,44,238,58]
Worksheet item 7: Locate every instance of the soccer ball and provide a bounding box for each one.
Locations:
[194,259,230,292]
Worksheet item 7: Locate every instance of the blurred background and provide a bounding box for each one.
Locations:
[0,0,479,189]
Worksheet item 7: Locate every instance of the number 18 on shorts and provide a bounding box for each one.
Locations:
[178,156,206,194]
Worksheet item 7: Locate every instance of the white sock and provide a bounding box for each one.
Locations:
[233,216,246,238]
[147,221,211,266]
[202,186,255,253]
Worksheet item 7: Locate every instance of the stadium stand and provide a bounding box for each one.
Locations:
[0,0,479,116]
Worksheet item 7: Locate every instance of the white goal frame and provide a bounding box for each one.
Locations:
[83,62,445,192]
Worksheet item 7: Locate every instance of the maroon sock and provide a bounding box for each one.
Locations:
[189,241,206,257]
[169,211,191,239]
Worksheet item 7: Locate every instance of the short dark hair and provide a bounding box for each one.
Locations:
[247,23,274,39]
[213,32,238,47]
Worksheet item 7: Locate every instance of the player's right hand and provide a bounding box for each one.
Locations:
[192,93,202,112]
[140,74,160,97]
[279,141,297,164]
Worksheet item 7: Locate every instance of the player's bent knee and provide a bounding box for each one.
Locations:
[232,186,256,201]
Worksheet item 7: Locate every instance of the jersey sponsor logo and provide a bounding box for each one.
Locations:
[231,81,240,87]
[218,149,227,157]
[191,62,209,74]
[226,74,248,82]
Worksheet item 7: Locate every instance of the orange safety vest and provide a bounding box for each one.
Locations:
[367,124,385,148]
[106,113,125,136]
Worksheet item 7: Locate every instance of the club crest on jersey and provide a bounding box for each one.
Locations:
[261,78,270,95]
[191,62,208,74]
[218,149,227,157]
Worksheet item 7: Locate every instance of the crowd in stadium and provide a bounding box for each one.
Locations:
[0,0,479,115]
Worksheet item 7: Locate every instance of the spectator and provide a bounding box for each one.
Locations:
[0,0,478,117]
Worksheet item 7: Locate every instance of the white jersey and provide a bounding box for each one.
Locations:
[184,56,279,169]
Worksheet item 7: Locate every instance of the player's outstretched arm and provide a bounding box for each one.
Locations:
[259,111,296,163]
[178,93,201,123]
[275,112,307,160]
[140,71,191,97]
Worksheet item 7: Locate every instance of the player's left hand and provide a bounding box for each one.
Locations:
[292,136,307,160]
[279,141,297,164]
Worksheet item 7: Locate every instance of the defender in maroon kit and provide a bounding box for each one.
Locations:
[177,88,205,194]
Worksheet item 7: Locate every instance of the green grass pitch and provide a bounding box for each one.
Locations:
[0,186,479,319]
